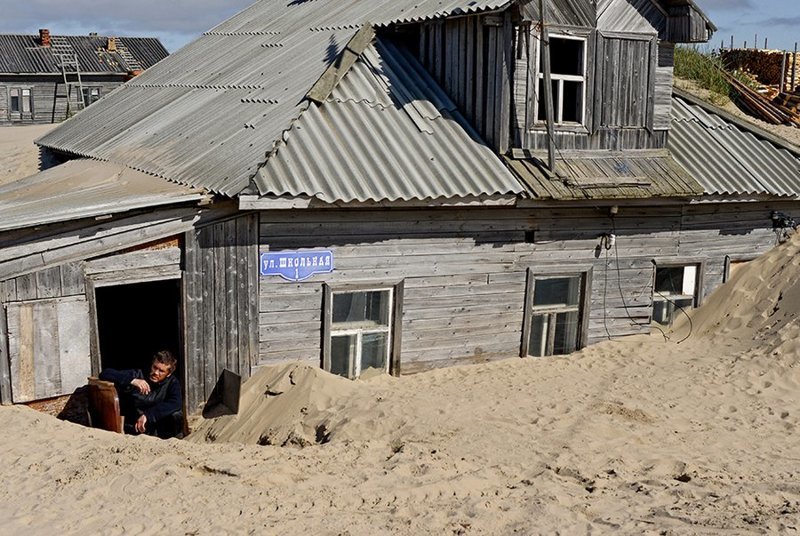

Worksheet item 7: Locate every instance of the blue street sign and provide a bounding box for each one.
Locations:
[260,250,334,282]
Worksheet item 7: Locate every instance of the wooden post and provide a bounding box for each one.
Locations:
[764,37,768,50]
[793,42,798,91]
[781,51,788,92]
[754,34,757,49]
[539,0,556,173]
[730,35,733,50]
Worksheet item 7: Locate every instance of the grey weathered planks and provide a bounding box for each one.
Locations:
[182,213,258,412]
[5,296,91,402]
[256,203,798,373]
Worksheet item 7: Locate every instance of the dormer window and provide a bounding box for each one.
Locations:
[536,35,586,125]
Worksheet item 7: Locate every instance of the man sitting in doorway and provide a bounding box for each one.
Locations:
[99,350,183,439]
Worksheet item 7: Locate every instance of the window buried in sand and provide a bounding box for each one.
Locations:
[652,265,699,326]
[328,288,393,379]
[83,87,101,106]
[526,273,589,357]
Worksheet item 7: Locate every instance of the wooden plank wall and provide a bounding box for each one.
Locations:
[257,203,798,374]
[183,214,258,413]
[516,26,672,152]
[418,13,514,152]
[0,75,124,125]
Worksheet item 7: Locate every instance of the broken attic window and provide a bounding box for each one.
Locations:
[536,36,586,125]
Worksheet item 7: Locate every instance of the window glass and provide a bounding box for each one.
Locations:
[533,276,580,307]
[330,335,357,378]
[528,314,548,357]
[360,332,389,372]
[553,311,580,354]
[10,88,20,113]
[654,267,685,294]
[332,290,390,327]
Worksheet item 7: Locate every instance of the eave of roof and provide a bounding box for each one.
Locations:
[0,159,206,232]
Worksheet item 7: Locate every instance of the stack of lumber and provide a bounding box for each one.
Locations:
[717,67,800,127]
[774,92,800,115]
[720,49,799,87]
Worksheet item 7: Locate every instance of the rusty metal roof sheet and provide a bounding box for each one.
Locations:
[670,95,800,197]
[37,0,511,197]
[505,151,703,200]
[255,38,523,203]
[0,160,205,232]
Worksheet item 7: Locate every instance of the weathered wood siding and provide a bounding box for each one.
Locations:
[184,214,258,412]
[518,27,667,152]
[0,75,125,125]
[6,296,91,402]
[257,203,798,374]
[417,13,514,152]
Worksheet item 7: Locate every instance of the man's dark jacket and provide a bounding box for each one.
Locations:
[98,368,182,432]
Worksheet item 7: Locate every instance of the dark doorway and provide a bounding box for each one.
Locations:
[95,279,182,375]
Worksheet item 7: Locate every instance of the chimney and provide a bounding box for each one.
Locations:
[39,28,51,47]
[107,36,117,52]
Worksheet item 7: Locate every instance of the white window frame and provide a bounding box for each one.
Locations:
[521,266,592,358]
[651,261,705,326]
[533,33,588,126]
[8,87,32,117]
[322,281,404,379]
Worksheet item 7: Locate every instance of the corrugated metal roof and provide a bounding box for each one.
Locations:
[670,96,800,197]
[597,0,662,34]
[37,0,511,197]
[0,34,167,74]
[524,0,596,28]
[255,39,523,203]
[0,160,205,232]
[505,151,703,200]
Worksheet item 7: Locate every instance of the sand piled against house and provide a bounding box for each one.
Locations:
[189,362,358,446]
[3,230,800,533]
[0,123,57,186]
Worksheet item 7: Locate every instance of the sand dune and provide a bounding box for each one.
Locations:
[0,124,58,186]
[2,227,800,533]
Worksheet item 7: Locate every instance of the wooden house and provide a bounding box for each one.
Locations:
[0,29,168,125]
[2,0,800,418]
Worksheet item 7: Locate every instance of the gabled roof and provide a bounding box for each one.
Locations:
[255,38,523,203]
[0,34,167,74]
[670,91,800,198]
[37,0,512,198]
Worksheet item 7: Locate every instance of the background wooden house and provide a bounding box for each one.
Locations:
[0,29,168,125]
[2,0,799,419]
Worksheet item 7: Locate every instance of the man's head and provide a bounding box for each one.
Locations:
[149,350,177,383]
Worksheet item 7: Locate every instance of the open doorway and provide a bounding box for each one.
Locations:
[95,279,183,378]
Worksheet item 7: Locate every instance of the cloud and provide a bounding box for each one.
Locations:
[754,15,800,28]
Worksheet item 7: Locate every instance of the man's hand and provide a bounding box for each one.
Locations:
[131,378,150,395]
[135,414,148,434]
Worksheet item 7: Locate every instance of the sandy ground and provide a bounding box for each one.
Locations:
[1,229,800,533]
[0,123,58,187]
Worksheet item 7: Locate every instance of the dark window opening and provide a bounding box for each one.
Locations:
[95,280,182,375]
[10,88,20,113]
[542,37,584,76]
[652,265,698,326]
